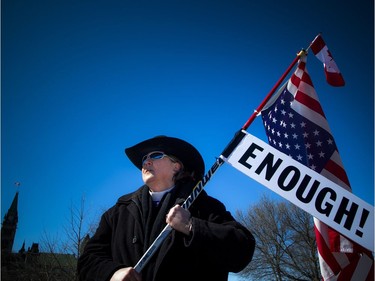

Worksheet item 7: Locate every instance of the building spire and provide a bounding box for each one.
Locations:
[1,192,19,253]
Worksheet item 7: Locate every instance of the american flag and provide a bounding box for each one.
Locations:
[260,55,374,280]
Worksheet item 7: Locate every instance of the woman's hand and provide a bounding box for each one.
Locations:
[166,205,192,235]
[110,267,142,281]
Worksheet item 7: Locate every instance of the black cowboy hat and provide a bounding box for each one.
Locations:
[125,135,205,178]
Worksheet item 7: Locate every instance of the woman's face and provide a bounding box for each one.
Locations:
[141,152,182,192]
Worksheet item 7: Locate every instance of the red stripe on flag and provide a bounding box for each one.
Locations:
[294,90,326,117]
[337,253,374,281]
[298,59,307,71]
[328,226,344,252]
[324,158,350,187]
[301,71,313,86]
[290,72,301,87]
[314,225,342,275]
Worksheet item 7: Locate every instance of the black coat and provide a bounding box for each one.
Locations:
[77,181,255,281]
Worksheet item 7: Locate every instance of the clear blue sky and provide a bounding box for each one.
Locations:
[2,1,374,279]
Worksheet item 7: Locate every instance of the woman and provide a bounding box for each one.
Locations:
[77,135,255,281]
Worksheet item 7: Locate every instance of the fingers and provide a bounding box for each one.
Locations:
[166,205,190,222]
[110,267,142,281]
[166,205,191,235]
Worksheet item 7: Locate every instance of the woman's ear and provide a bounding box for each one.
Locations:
[173,162,182,172]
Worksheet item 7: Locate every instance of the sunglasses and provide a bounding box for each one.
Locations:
[142,151,175,165]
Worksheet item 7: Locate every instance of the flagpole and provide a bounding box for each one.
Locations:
[242,49,305,130]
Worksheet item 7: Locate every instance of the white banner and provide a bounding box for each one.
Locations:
[222,130,374,252]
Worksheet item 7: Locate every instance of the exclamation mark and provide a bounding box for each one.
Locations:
[355,209,369,237]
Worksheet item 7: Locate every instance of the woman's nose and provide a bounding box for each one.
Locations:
[142,158,152,167]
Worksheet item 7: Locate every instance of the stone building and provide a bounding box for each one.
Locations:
[1,192,77,280]
[1,192,19,253]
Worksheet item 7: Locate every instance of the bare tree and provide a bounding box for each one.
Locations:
[236,195,321,281]
[39,195,98,280]
[61,196,96,259]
